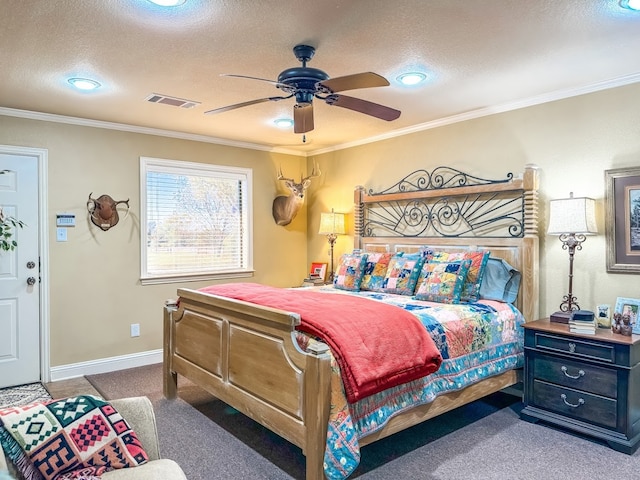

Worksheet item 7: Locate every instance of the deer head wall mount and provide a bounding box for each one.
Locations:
[87,193,130,231]
[272,162,321,226]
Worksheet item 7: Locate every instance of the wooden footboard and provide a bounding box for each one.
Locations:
[163,288,332,480]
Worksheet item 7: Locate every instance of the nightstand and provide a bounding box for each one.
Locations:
[521,318,640,454]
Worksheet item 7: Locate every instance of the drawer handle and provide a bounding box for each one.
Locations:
[561,365,585,379]
[561,393,585,408]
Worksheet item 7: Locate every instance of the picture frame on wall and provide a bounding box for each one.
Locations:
[614,297,640,334]
[605,167,640,273]
[310,262,327,282]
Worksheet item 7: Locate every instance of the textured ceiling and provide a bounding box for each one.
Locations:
[2,0,640,155]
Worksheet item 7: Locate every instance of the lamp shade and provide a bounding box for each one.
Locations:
[547,193,597,235]
[318,210,346,235]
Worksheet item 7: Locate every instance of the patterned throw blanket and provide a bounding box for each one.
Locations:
[0,395,148,480]
[199,283,443,402]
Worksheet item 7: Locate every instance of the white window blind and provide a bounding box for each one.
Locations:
[140,157,253,284]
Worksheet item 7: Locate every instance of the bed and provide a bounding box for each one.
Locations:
[163,164,540,479]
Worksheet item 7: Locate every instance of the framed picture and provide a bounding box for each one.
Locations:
[596,304,611,328]
[310,262,327,281]
[614,297,640,333]
[605,167,640,273]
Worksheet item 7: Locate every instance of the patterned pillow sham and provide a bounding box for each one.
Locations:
[414,259,472,304]
[431,250,490,302]
[380,253,425,295]
[360,252,400,291]
[333,252,368,291]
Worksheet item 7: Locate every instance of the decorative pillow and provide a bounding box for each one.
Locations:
[380,253,425,295]
[360,252,400,291]
[418,246,435,261]
[414,259,472,304]
[431,250,490,302]
[333,252,368,291]
[0,395,148,480]
[479,257,522,303]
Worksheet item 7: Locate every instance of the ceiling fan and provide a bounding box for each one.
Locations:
[204,44,401,134]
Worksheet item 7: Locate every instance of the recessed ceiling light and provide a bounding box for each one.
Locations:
[147,0,186,6]
[397,72,427,86]
[620,0,640,10]
[273,118,294,128]
[67,78,101,91]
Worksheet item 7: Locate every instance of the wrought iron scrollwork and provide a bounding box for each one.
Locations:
[362,167,525,239]
[368,166,514,195]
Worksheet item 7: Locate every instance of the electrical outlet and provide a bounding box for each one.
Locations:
[130,323,140,337]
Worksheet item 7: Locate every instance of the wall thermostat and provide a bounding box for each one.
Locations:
[56,213,76,227]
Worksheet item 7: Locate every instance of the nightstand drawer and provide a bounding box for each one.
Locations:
[532,380,617,429]
[532,332,615,363]
[530,354,617,398]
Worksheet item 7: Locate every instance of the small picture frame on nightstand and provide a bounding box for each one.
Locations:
[310,262,328,283]
[614,297,640,334]
[596,304,611,328]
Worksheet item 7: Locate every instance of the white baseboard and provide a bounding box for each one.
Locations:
[49,349,163,382]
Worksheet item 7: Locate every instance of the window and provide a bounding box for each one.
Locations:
[140,157,253,284]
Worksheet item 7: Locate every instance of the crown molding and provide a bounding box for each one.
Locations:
[308,72,640,156]
[3,72,640,159]
[0,107,304,157]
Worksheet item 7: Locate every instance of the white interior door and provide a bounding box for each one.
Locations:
[0,153,40,388]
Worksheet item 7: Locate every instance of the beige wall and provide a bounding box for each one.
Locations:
[307,82,640,321]
[0,116,307,367]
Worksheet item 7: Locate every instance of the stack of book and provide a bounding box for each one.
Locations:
[301,274,325,287]
[569,316,596,335]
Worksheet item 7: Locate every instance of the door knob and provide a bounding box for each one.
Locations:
[27,276,36,286]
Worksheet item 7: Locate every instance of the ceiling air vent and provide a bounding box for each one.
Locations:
[145,93,200,109]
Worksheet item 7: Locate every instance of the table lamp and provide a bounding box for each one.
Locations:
[547,192,597,323]
[318,209,346,283]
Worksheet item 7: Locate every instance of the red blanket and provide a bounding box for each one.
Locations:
[198,283,442,403]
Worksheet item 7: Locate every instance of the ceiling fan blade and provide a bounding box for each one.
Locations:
[318,72,389,93]
[221,74,290,89]
[204,95,291,115]
[325,94,401,121]
[294,104,314,133]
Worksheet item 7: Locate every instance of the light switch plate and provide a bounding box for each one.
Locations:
[56,227,67,242]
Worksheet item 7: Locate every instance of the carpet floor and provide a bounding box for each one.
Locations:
[87,364,640,480]
[0,383,52,408]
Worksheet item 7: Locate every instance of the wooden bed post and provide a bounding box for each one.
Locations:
[163,300,179,399]
[522,164,540,322]
[354,185,364,251]
[304,342,332,480]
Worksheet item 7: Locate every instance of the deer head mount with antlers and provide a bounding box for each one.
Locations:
[87,193,130,231]
[272,162,321,226]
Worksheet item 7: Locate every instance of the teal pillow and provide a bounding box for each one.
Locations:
[414,259,472,304]
[333,253,368,291]
[380,253,425,295]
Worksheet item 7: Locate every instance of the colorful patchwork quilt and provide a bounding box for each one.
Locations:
[296,287,525,480]
[0,395,148,480]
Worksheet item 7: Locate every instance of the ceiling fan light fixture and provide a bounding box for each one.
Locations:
[397,72,427,86]
[147,0,186,6]
[273,118,294,128]
[67,77,101,91]
[620,0,640,10]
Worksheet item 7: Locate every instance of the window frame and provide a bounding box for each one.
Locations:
[139,156,253,285]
